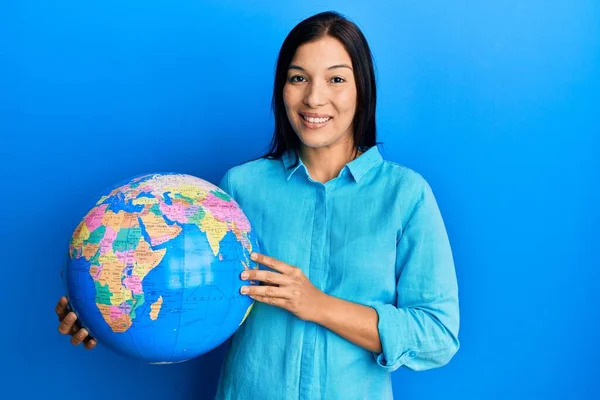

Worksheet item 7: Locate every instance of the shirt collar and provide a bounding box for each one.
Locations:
[282,145,383,183]
[281,150,305,180]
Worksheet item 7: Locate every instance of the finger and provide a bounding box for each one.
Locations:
[58,312,77,334]
[243,270,290,286]
[242,284,290,299]
[84,338,97,350]
[55,296,69,319]
[70,328,89,346]
[250,252,294,275]
[250,294,284,307]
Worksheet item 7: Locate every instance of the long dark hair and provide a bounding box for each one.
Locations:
[262,11,378,165]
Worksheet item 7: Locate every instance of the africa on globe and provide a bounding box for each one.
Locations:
[62,172,260,364]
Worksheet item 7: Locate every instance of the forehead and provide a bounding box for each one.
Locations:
[291,36,352,67]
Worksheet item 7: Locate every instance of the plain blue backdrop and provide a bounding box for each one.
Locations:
[1,0,598,399]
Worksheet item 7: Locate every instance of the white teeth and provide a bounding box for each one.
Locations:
[302,115,331,124]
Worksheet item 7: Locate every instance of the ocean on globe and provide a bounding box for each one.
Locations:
[62,172,260,364]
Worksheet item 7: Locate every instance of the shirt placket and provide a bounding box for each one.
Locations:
[299,181,329,399]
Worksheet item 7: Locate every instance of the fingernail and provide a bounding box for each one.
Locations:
[240,287,249,294]
[240,271,249,280]
[67,312,76,322]
[250,253,257,261]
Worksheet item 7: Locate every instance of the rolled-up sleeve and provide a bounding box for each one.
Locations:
[371,179,460,372]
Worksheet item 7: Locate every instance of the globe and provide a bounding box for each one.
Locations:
[62,172,259,364]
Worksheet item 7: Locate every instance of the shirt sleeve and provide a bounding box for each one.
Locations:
[218,168,235,198]
[371,178,460,372]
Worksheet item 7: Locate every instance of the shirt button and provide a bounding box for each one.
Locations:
[409,351,417,358]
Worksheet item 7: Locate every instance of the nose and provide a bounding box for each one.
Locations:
[303,81,327,108]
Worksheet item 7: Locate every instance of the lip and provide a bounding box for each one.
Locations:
[300,112,332,118]
[299,112,332,129]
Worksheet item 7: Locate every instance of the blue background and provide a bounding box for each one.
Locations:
[1,0,598,398]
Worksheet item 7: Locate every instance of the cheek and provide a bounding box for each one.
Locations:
[283,85,299,109]
[334,90,357,115]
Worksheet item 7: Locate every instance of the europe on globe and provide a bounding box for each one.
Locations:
[62,172,260,363]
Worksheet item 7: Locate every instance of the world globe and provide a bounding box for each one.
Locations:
[62,172,259,363]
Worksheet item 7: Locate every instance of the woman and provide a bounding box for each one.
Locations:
[56,11,460,400]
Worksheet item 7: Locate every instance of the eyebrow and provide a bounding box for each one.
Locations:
[288,64,353,71]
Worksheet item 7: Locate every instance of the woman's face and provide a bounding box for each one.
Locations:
[283,36,357,151]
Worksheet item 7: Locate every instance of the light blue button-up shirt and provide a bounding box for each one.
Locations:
[214,145,460,400]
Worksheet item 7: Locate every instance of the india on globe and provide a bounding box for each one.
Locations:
[62,172,260,364]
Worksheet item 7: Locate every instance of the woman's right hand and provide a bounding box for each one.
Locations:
[55,296,97,349]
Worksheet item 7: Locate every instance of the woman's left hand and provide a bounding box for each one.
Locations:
[240,252,326,322]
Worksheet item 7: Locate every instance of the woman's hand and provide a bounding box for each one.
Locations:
[55,296,97,349]
[240,252,326,322]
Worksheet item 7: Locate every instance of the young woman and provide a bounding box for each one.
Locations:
[56,11,460,400]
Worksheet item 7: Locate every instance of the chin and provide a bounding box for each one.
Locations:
[299,137,342,151]
[297,133,333,149]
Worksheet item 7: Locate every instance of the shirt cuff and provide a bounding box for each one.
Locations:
[371,303,418,372]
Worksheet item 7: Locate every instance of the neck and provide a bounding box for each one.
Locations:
[299,141,361,184]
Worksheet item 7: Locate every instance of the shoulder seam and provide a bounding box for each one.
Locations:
[396,178,426,244]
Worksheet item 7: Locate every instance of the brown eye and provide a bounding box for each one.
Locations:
[289,75,306,83]
[331,76,346,83]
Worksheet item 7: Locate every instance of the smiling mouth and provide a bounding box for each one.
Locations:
[300,113,332,125]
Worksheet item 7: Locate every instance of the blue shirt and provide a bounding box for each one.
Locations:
[214,145,460,400]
